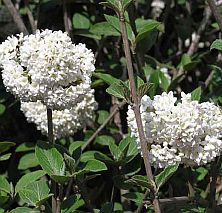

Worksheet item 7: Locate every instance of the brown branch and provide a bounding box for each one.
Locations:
[82,101,126,151]
[117,3,161,212]
[3,0,29,34]
[207,0,222,31]
[176,5,211,79]
[24,0,37,33]
[63,0,73,37]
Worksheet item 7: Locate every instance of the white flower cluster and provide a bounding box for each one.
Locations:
[0,30,95,110]
[151,0,165,18]
[20,90,97,139]
[127,92,222,168]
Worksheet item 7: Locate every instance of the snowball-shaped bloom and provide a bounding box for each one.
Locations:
[20,90,97,139]
[127,91,222,168]
[0,30,95,110]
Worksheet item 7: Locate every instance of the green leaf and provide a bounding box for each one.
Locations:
[104,14,135,42]
[83,159,107,172]
[97,110,110,125]
[18,152,39,170]
[16,143,35,152]
[196,167,208,182]
[90,22,120,37]
[137,82,153,99]
[9,207,40,213]
[0,142,15,154]
[93,73,120,86]
[35,141,65,176]
[72,13,90,29]
[155,165,179,191]
[126,175,156,190]
[61,194,84,213]
[19,180,52,206]
[135,20,161,43]
[69,141,84,155]
[181,53,191,66]
[106,81,131,103]
[191,87,202,101]
[109,142,122,161]
[0,104,6,116]
[64,153,76,175]
[94,135,115,146]
[15,170,46,193]
[158,71,170,92]
[123,0,133,10]
[210,39,222,51]
[0,176,10,194]
[0,153,11,161]
[100,0,120,12]
[122,192,143,204]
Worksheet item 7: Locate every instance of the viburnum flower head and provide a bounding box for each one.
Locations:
[0,29,95,110]
[20,90,97,139]
[127,91,222,168]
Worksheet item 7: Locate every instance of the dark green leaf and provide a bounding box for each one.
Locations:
[191,87,202,101]
[64,153,76,174]
[136,20,161,43]
[100,202,113,213]
[126,175,156,190]
[0,142,15,154]
[210,39,222,51]
[16,143,35,152]
[16,170,46,193]
[122,192,144,204]
[0,176,10,194]
[106,81,131,103]
[137,82,153,99]
[35,141,65,176]
[155,165,179,191]
[61,194,84,213]
[90,22,120,37]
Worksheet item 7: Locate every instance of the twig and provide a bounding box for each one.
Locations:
[176,5,211,79]
[47,109,57,213]
[3,0,29,34]
[82,101,126,151]
[24,0,36,33]
[207,0,222,31]
[63,0,72,37]
[117,2,161,212]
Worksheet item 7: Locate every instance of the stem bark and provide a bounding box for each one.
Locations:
[117,7,161,213]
